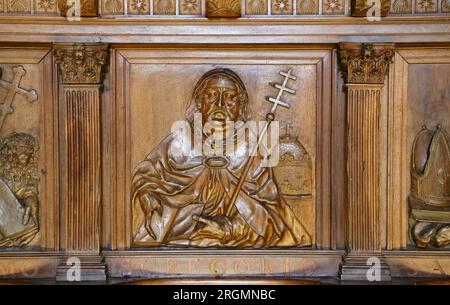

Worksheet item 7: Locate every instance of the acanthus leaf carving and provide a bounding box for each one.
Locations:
[54,44,109,85]
[338,42,395,84]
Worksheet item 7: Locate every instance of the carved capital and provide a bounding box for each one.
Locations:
[338,43,394,84]
[54,44,109,85]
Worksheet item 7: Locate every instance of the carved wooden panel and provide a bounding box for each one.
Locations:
[104,46,334,252]
[0,46,58,251]
[386,48,450,250]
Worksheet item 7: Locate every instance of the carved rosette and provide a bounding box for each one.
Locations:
[54,44,108,85]
[339,43,394,84]
[55,44,108,280]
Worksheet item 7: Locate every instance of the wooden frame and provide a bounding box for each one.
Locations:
[386,47,450,251]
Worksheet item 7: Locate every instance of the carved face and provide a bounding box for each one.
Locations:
[199,75,242,125]
[13,146,32,166]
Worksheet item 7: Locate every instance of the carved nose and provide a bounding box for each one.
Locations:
[217,91,224,107]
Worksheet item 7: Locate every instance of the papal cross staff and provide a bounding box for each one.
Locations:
[0,66,38,130]
[225,69,297,217]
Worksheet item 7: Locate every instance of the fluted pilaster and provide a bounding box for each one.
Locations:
[54,44,109,281]
[338,43,394,281]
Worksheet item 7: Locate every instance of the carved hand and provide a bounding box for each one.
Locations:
[22,196,39,226]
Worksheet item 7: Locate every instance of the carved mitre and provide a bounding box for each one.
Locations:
[54,44,109,85]
[206,0,241,18]
[338,43,395,84]
[410,125,450,223]
[273,125,312,196]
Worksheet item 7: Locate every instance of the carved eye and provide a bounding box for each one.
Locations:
[204,89,218,103]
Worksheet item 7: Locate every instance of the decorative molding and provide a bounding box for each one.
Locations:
[54,44,108,85]
[351,0,390,17]
[338,43,395,84]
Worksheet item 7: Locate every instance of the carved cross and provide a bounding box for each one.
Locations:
[0,66,38,130]
[267,69,297,113]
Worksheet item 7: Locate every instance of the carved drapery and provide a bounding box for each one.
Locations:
[338,43,394,280]
[54,43,108,280]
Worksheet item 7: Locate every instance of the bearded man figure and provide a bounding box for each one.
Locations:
[131,68,312,248]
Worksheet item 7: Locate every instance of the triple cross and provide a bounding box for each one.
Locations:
[0,66,38,130]
[225,69,298,216]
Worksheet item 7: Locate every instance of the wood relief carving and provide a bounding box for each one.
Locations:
[55,44,108,280]
[391,0,410,13]
[322,0,344,13]
[271,0,292,14]
[339,43,394,281]
[154,0,176,14]
[416,0,437,12]
[339,43,394,84]
[132,68,312,248]
[274,124,312,196]
[37,0,56,11]
[180,0,201,14]
[0,133,39,248]
[410,125,450,248]
[57,0,98,17]
[246,0,267,14]
[0,65,39,248]
[443,0,450,12]
[102,0,124,13]
[129,0,149,13]
[206,0,241,17]
[8,0,31,11]
[0,66,38,129]
[297,0,318,14]
[54,45,108,85]
[351,0,390,17]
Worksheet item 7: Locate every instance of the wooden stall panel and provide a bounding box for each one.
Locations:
[107,47,333,251]
[0,46,58,251]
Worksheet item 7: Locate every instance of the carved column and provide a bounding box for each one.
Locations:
[54,44,109,281]
[338,43,394,281]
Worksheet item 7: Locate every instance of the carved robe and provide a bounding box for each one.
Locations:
[131,126,312,248]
